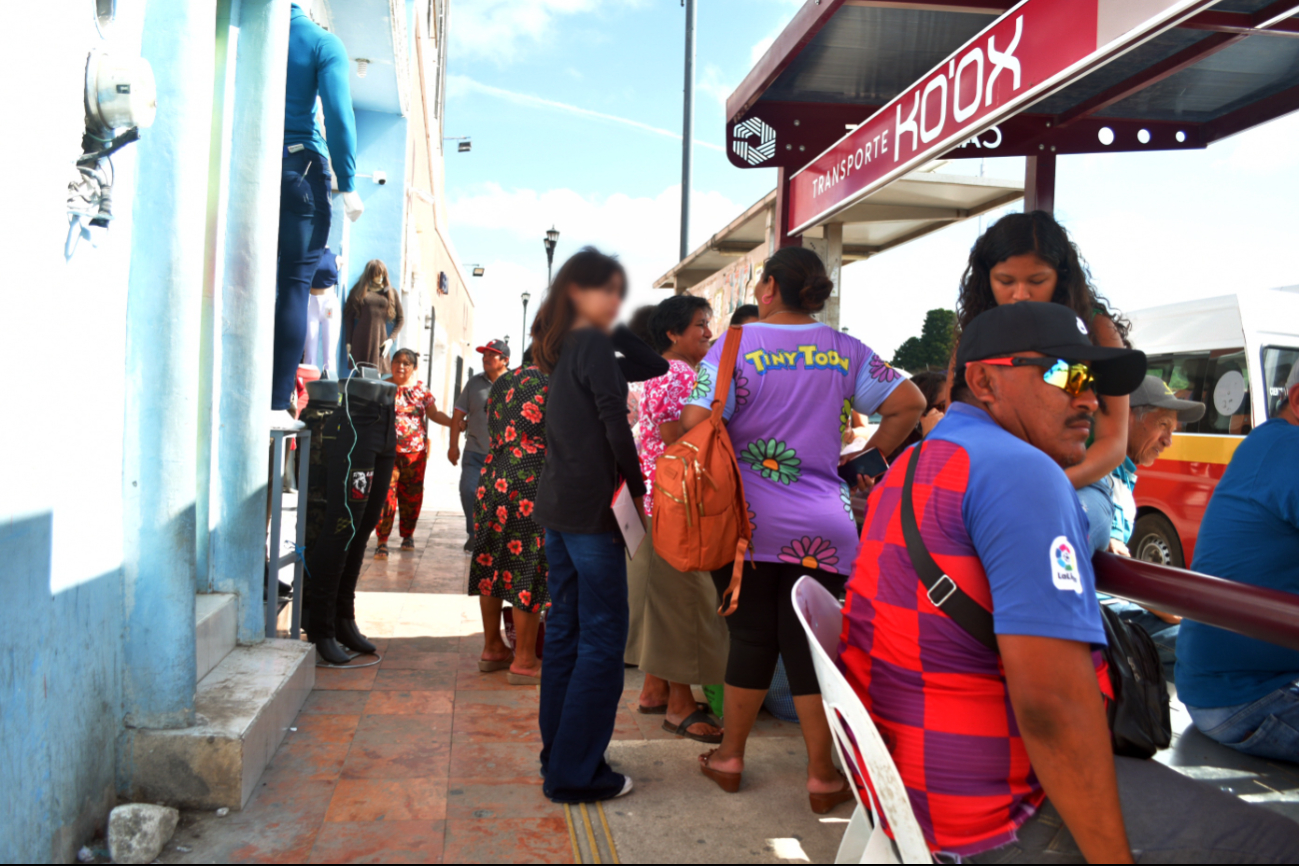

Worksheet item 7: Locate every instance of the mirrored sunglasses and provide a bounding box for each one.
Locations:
[979,357,1097,396]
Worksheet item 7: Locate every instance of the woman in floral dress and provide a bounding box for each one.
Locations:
[626,295,727,745]
[468,359,550,685]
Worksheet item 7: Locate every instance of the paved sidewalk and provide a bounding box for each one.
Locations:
[163,465,1299,863]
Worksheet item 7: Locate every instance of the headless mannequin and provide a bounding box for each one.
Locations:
[271,4,363,426]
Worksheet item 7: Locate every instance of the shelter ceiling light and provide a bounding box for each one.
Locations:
[355,58,370,78]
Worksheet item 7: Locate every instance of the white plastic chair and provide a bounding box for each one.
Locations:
[792,576,932,864]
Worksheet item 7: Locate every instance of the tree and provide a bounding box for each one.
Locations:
[891,308,957,374]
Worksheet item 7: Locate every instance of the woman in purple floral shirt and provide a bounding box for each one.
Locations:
[682,246,925,812]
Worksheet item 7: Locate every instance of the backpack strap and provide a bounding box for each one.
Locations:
[710,327,745,424]
[900,444,999,653]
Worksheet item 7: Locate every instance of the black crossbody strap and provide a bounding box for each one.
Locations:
[900,444,1000,653]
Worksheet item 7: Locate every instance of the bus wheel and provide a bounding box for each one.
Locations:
[1131,514,1184,569]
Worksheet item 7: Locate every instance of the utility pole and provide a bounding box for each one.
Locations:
[680,0,696,263]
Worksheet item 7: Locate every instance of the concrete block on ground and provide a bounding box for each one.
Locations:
[195,593,237,683]
[128,639,315,810]
[108,803,179,864]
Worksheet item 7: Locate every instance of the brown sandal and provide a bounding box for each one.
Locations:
[699,749,741,794]
[808,771,854,815]
[374,544,389,560]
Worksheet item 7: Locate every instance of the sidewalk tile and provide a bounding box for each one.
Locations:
[286,714,360,745]
[381,651,461,671]
[365,690,454,715]
[325,777,448,822]
[450,694,542,744]
[447,743,543,784]
[442,816,573,864]
[454,670,531,691]
[314,665,379,691]
[264,741,350,782]
[374,667,457,691]
[301,690,370,715]
[385,636,462,654]
[354,713,454,745]
[445,782,562,820]
[307,821,445,864]
[341,742,451,779]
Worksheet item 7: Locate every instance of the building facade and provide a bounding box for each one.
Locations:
[0,1,469,861]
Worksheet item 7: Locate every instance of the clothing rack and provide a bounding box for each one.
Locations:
[267,426,312,639]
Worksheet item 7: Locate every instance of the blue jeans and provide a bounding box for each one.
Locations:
[459,450,487,538]
[1187,680,1299,763]
[540,529,629,803]
[272,148,332,410]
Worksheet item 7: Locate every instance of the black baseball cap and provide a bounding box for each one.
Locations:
[956,302,1147,397]
[476,339,510,359]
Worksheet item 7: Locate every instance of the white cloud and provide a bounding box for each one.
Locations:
[750,34,776,68]
[452,0,642,61]
[448,75,724,151]
[450,182,747,347]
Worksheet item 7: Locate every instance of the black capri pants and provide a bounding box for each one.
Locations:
[710,561,845,696]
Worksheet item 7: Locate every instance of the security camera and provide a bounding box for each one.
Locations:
[372,170,388,186]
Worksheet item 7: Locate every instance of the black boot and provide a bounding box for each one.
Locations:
[313,636,352,666]
[336,619,377,655]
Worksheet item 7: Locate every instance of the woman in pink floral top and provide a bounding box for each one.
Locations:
[625,295,729,745]
[374,349,453,558]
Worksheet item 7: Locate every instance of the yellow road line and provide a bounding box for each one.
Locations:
[563,803,582,864]
[580,802,602,864]
[596,801,620,865]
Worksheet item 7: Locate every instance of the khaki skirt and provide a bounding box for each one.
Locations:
[625,519,729,685]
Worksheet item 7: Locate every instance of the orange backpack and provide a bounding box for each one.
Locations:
[652,326,751,615]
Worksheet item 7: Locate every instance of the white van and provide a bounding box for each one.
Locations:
[1124,286,1299,568]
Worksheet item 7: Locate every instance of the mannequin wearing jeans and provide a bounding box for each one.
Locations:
[272,4,361,412]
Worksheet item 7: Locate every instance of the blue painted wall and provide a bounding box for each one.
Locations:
[349,109,409,298]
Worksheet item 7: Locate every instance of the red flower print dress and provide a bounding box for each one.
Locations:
[468,365,551,614]
[636,359,696,517]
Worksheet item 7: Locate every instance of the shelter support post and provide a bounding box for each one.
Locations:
[212,0,291,642]
[805,223,843,329]
[121,0,217,729]
[773,166,800,249]
[1024,153,1056,214]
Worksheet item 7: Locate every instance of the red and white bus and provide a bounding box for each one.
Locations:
[1128,286,1299,568]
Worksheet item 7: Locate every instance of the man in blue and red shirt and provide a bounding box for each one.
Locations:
[841,303,1299,863]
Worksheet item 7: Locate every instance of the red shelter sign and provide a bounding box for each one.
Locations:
[787,0,1219,233]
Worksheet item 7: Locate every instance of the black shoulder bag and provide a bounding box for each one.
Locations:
[900,444,1171,760]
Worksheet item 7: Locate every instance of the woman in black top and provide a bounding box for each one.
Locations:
[531,248,668,804]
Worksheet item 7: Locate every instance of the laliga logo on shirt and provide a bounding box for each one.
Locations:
[1050,535,1082,594]
[733,117,776,166]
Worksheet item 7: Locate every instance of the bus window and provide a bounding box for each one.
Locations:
[1263,346,1299,418]
[1199,350,1251,436]
[1146,350,1250,435]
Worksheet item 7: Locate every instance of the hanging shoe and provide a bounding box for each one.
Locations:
[313,637,352,666]
[336,619,377,655]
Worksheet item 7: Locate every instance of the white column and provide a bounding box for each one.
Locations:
[805,223,844,329]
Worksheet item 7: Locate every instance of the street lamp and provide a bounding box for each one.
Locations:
[543,226,559,285]
[521,291,531,349]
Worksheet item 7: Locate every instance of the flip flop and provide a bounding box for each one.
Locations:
[507,669,541,685]
[699,749,741,794]
[478,657,513,672]
[664,709,723,745]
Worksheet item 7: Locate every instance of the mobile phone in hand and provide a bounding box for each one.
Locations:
[837,448,889,486]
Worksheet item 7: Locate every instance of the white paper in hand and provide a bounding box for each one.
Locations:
[612,482,646,557]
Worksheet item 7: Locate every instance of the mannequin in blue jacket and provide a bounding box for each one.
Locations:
[272,4,363,420]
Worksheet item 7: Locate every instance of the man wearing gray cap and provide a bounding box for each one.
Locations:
[1077,375,1206,681]
[1078,376,1206,556]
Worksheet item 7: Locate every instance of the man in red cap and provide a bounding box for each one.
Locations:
[450,339,511,550]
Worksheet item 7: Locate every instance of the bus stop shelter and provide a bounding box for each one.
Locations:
[726,0,1299,248]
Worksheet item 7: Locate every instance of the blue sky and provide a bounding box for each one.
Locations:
[444,0,1299,359]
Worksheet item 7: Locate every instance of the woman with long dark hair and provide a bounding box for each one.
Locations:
[955,211,1131,487]
[532,247,668,803]
[681,245,925,811]
[344,259,404,374]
